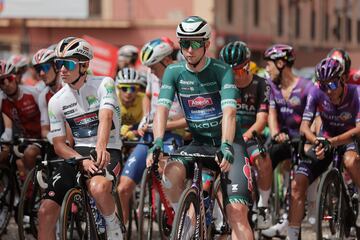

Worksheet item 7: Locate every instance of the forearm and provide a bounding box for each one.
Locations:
[221,107,236,143]
[329,125,360,147]
[53,136,82,159]
[243,113,268,139]
[2,113,12,129]
[165,117,188,130]
[143,94,151,116]
[153,105,169,140]
[41,125,50,139]
[96,109,112,150]
[300,120,317,144]
[268,108,280,137]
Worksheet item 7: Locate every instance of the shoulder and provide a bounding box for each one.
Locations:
[39,86,50,98]
[209,58,231,72]
[21,85,39,96]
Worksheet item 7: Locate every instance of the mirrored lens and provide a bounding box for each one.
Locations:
[120,86,136,93]
[179,40,204,50]
[54,59,77,71]
[320,80,340,91]
[34,63,52,74]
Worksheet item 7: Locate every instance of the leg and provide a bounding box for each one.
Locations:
[343,150,360,187]
[117,176,136,224]
[226,203,253,240]
[162,161,187,205]
[287,174,309,240]
[88,176,115,216]
[38,199,60,240]
[23,144,41,170]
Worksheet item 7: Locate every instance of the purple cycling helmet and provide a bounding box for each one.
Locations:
[264,44,295,65]
[315,57,344,83]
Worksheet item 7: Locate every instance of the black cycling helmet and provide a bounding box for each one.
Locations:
[327,48,351,75]
[219,41,251,68]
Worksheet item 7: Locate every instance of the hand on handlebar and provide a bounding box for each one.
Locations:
[314,137,331,160]
[219,142,234,173]
[273,132,290,143]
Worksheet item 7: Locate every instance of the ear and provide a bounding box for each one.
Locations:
[275,59,285,69]
[80,61,90,72]
[164,55,172,65]
[205,40,210,50]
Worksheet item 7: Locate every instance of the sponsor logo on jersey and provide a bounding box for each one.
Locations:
[188,97,213,108]
[339,112,352,121]
[74,113,98,125]
[104,82,115,94]
[201,81,217,87]
[161,84,172,90]
[289,96,301,106]
[223,84,237,89]
[86,95,99,107]
[179,80,194,85]
[189,119,221,129]
[62,102,77,110]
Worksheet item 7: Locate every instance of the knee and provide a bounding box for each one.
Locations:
[117,177,135,197]
[38,200,56,219]
[163,161,186,189]
[24,145,40,159]
[344,154,357,169]
[89,178,111,198]
[226,203,249,225]
[256,155,272,170]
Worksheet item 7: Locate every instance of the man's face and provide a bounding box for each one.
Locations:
[34,63,56,86]
[54,58,82,84]
[265,60,280,82]
[118,84,138,105]
[319,78,343,104]
[179,39,208,65]
[0,75,18,96]
[233,63,251,86]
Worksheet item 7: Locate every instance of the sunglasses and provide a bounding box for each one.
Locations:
[54,59,82,71]
[34,63,52,74]
[179,40,205,50]
[233,63,250,76]
[119,85,137,93]
[319,80,340,91]
[0,75,15,85]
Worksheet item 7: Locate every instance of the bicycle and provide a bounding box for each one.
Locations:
[59,151,126,240]
[0,137,47,236]
[315,137,360,239]
[137,140,178,240]
[169,150,230,240]
[17,138,58,240]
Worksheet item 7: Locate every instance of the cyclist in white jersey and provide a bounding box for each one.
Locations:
[38,37,123,240]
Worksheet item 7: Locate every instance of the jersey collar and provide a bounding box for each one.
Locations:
[185,57,210,73]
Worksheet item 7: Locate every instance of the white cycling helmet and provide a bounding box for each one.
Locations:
[118,45,139,63]
[55,37,93,61]
[140,38,174,66]
[176,16,211,39]
[7,54,29,74]
[116,67,145,87]
[32,48,56,66]
[0,59,15,77]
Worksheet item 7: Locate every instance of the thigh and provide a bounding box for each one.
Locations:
[121,143,148,184]
[221,141,252,206]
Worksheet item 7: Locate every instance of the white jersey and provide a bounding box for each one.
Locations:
[48,76,122,149]
[145,72,184,120]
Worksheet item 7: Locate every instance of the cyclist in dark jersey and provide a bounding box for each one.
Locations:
[287,58,360,239]
[262,44,314,238]
[146,16,253,239]
[219,41,272,229]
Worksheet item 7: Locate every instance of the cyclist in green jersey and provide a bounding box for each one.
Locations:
[146,16,253,240]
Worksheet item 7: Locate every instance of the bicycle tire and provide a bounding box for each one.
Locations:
[316,169,345,240]
[138,170,154,240]
[18,168,42,239]
[0,164,15,236]
[171,187,203,240]
[60,188,96,240]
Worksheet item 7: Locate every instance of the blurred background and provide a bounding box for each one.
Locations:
[0,0,359,72]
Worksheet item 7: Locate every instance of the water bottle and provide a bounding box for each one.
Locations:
[88,195,106,234]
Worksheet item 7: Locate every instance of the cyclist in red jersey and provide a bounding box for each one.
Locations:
[0,59,42,177]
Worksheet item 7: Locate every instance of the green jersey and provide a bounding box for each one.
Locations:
[158,58,239,145]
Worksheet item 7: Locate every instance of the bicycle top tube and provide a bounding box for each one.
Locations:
[168,152,221,173]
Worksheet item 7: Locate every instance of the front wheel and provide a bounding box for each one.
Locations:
[60,188,95,240]
[0,165,14,236]
[138,170,155,240]
[315,169,345,240]
[171,188,202,240]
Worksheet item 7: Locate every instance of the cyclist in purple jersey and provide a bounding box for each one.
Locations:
[287,58,360,240]
[262,44,314,238]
